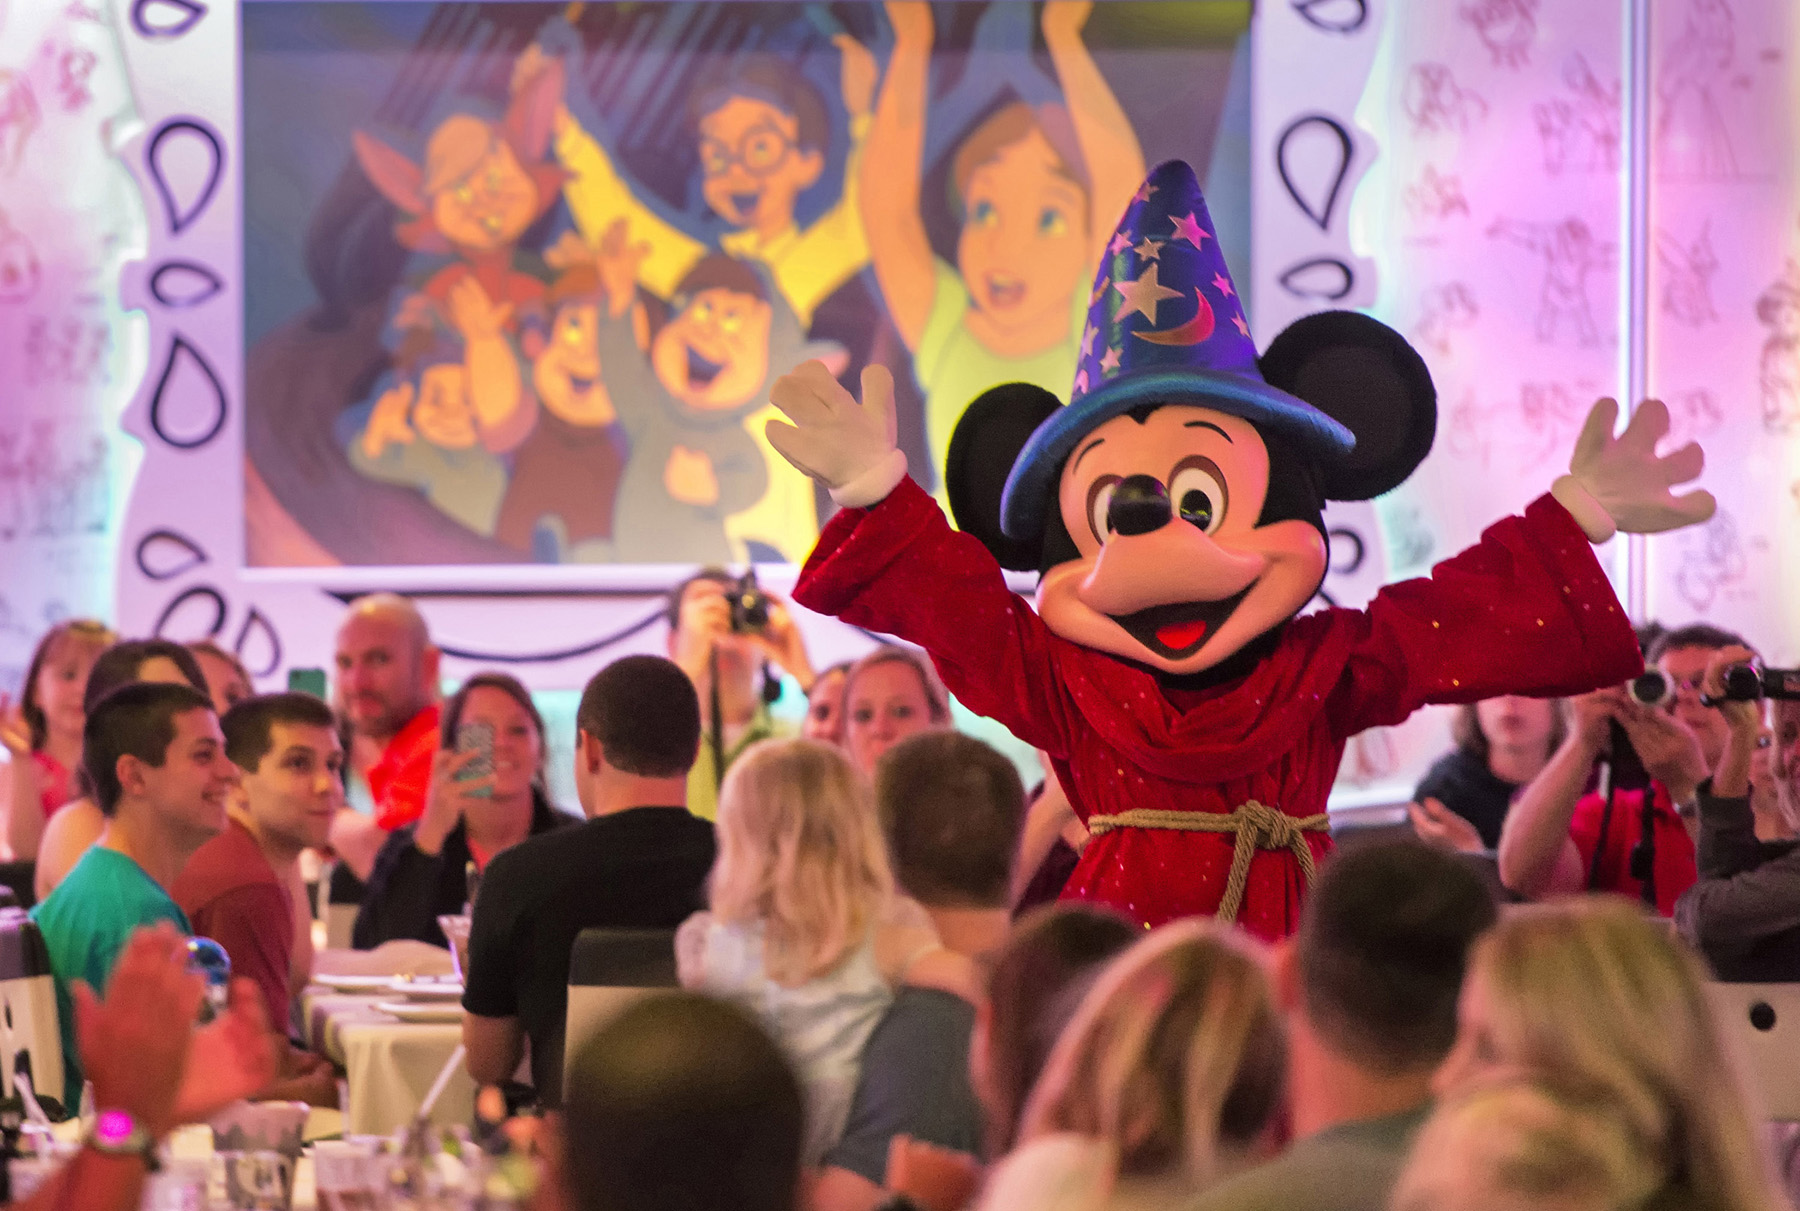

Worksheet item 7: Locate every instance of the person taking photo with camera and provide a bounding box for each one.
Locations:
[1675,649,1800,980]
[666,568,816,820]
[1497,623,1751,915]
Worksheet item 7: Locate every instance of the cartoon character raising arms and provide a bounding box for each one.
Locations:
[528,37,877,561]
[768,161,1714,939]
[861,0,1145,492]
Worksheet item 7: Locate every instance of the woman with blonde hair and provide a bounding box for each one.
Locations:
[842,645,951,777]
[1429,896,1786,1211]
[1392,1080,1671,1211]
[678,738,937,1163]
[979,920,1285,1211]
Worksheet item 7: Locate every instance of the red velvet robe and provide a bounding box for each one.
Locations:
[796,477,1642,940]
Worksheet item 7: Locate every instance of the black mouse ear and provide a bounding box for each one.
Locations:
[1259,310,1436,501]
[946,382,1064,572]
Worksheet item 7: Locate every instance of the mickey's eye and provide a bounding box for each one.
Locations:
[1169,458,1227,535]
[1085,474,1123,545]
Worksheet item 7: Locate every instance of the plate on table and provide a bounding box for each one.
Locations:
[388,976,465,1003]
[312,973,397,993]
[375,1001,465,1024]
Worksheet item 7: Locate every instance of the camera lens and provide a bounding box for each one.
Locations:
[1629,670,1671,707]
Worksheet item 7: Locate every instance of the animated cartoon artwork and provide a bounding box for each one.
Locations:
[768,160,1715,939]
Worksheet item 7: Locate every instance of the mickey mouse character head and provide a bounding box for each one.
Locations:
[946,161,1437,678]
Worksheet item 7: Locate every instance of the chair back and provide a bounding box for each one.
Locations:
[0,908,63,1110]
[1706,982,1800,1120]
[562,928,678,1093]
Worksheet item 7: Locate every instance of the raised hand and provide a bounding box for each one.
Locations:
[1408,797,1486,854]
[1041,0,1094,42]
[884,0,933,46]
[767,360,906,507]
[447,277,514,342]
[360,383,417,459]
[596,218,651,318]
[834,33,878,122]
[75,924,202,1137]
[664,446,720,507]
[1556,397,1716,540]
[172,976,281,1125]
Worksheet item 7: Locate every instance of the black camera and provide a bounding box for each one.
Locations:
[1699,664,1800,706]
[724,569,770,634]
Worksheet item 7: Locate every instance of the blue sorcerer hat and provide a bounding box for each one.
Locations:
[998,160,1356,543]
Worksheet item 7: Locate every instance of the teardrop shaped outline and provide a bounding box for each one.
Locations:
[149,260,224,309]
[1290,0,1368,35]
[1327,525,1367,576]
[135,528,209,581]
[1277,257,1355,301]
[148,334,228,450]
[131,0,208,40]
[153,584,227,641]
[233,607,283,679]
[147,119,224,236]
[1277,115,1353,233]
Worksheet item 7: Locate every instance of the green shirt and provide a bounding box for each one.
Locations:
[31,847,191,1100]
[1181,1106,1430,1211]
[684,706,786,823]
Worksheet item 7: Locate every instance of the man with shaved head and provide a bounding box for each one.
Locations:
[327,594,441,880]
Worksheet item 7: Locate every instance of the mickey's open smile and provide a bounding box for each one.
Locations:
[1109,586,1252,660]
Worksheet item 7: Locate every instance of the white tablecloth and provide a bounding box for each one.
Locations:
[302,989,474,1136]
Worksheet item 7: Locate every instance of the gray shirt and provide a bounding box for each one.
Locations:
[1674,780,1800,982]
[1182,1106,1429,1211]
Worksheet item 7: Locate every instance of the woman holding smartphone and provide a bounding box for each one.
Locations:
[352,672,576,950]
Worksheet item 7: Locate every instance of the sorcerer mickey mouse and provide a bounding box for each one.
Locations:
[766,160,1715,940]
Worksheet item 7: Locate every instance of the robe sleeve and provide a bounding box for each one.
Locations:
[1327,493,1642,736]
[794,477,1078,754]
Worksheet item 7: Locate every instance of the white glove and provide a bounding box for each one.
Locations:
[767,360,908,508]
[1551,397,1716,543]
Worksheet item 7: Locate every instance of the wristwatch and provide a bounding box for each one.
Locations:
[86,1108,159,1169]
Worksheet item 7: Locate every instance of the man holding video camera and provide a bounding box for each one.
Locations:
[1675,653,1800,980]
[1498,623,1751,914]
[666,568,817,820]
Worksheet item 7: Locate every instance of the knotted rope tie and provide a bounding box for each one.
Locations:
[1085,801,1330,925]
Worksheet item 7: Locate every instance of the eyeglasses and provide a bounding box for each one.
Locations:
[699,124,796,178]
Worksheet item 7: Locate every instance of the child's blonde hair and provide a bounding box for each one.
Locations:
[1461,898,1786,1211]
[710,738,893,986]
[1020,920,1285,1187]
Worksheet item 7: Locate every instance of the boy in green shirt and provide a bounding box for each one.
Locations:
[32,680,238,1100]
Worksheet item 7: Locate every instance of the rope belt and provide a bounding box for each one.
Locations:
[1085,801,1330,925]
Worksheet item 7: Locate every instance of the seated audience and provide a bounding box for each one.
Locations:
[32,638,206,900]
[1676,647,1800,980]
[804,660,854,746]
[678,738,935,1164]
[353,672,574,950]
[186,639,254,715]
[816,732,1027,1206]
[13,924,277,1211]
[1391,1081,1676,1211]
[1430,896,1785,1211]
[1498,623,1748,914]
[462,656,715,1103]
[173,692,343,1105]
[31,681,236,1095]
[328,592,443,881]
[991,921,1285,1211]
[666,569,814,820]
[1411,696,1566,852]
[1185,839,1497,1211]
[543,992,804,1211]
[2,619,114,863]
[842,646,950,778]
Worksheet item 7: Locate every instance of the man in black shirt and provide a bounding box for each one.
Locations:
[462,656,713,1104]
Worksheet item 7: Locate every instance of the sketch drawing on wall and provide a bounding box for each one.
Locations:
[1401,64,1488,136]
[1460,0,1537,70]
[1757,260,1800,433]
[1488,216,1616,347]
[1534,52,1620,175]
[1654,224,1719,327]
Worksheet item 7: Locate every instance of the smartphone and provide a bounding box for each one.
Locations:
[453,721,496,798]
[288,667,328,700]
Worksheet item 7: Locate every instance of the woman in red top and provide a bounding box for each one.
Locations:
[2,619,114,861]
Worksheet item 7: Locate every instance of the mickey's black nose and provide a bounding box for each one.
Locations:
[1107,475,1171,537]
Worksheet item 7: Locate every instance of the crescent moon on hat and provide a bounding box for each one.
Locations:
[1133,289,1216,346]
